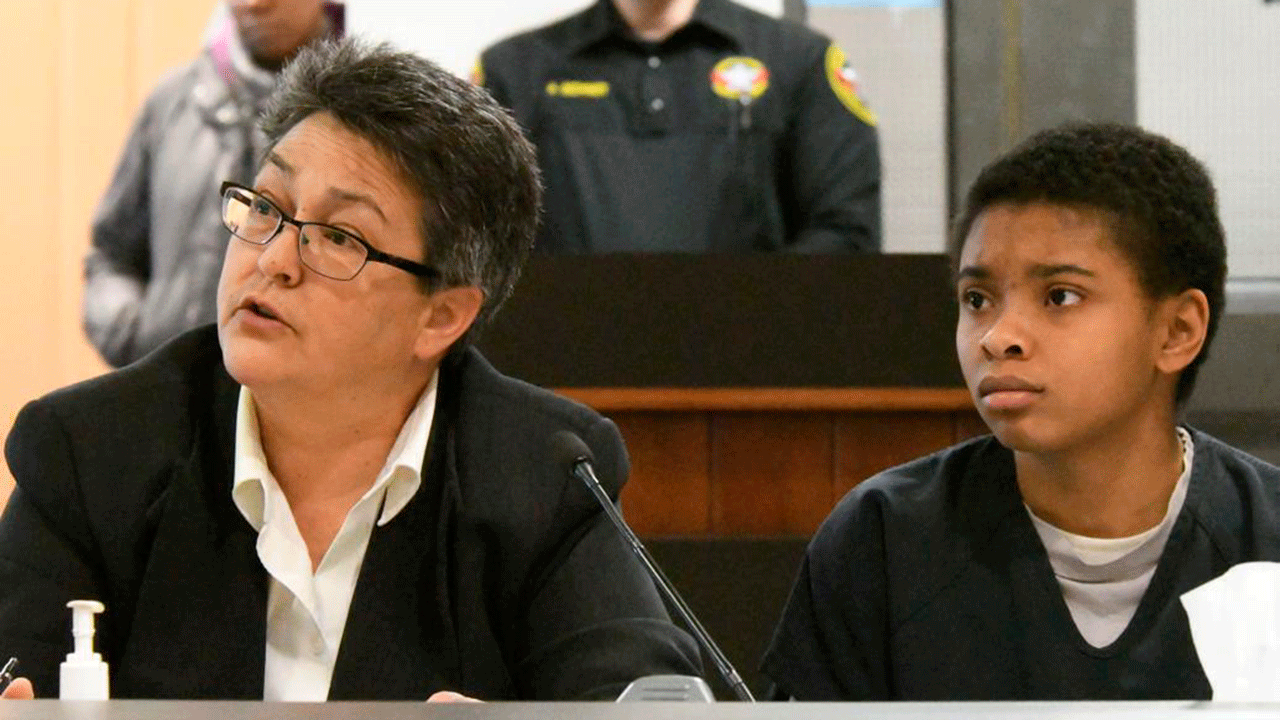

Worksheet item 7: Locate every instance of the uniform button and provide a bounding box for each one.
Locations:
[310,631,326,656]
[649,97,665,112]
[648,56,661,69]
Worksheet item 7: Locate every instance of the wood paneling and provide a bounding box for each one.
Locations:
[57,0,134,384]
[558,386,973,412]
[581,390,980,538]
[606,404,983,538]
[834,412,956,497]
[1,0,67,511]
[955,410,990,442]
[614,412,711,536]
[710,413,835,536]
[0,0,216,510]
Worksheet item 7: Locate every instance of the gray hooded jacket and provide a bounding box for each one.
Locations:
[83,16,310,366]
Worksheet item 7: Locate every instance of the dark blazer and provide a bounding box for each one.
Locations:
[0,326,699,700]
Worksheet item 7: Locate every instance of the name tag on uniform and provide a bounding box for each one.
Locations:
[546,80,610,99]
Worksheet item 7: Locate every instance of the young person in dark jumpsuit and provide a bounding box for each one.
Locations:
[765,123,1280,700]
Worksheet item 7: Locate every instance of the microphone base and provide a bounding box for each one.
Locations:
[615,675,716,703]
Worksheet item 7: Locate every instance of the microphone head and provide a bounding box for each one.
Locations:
[550,430,594,471]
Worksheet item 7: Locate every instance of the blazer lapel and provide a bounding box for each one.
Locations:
[328,406,459,700]
[327,475,457,698]
[114,369,268,699]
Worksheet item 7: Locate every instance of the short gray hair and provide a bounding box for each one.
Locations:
[261,37,542,345]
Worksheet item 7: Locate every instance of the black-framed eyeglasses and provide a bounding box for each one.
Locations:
[219,181,440,282]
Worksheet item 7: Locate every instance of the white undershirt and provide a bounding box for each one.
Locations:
[230,373,438,701]
[1027,427,1194,648]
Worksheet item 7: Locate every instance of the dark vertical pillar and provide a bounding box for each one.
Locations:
[783,0,806,23]
[946,0,1134,215]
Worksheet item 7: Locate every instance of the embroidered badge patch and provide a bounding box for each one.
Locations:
[545,80,611,98]
[825,44,878,127]
[711,56,770,101]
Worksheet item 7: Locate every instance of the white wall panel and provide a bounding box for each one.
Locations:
[1136,0,1280,279]
[809,5,945,253]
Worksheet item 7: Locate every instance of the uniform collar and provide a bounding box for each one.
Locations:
[570,0,742,54]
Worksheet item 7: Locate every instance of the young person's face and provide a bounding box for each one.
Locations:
[955,202,1176,455]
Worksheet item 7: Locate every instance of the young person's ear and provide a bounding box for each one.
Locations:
[1156,288,1210,375]
[413,286,484,362]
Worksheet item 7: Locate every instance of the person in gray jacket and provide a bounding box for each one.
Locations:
[83,0,341,367]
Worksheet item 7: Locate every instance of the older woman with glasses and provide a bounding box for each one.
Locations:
[0,38,699,702]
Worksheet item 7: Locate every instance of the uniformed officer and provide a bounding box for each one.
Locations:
[478,0,881,254]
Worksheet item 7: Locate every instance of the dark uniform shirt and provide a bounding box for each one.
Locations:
[479,0,881,254]
[763,430,1280,700]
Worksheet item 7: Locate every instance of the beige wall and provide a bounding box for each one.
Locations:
[0,0,217,510]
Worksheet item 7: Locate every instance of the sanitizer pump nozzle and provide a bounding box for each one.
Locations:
[59,600,109,700]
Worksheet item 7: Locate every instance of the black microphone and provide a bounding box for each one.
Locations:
[550,430,755,702]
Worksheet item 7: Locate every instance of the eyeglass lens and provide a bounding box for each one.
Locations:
[222,187,368,280]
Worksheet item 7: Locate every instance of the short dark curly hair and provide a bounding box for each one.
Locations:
[260,37,542,347]
[949,123,1226,406]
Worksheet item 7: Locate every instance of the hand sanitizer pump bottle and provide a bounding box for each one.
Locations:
[60,600,109,700]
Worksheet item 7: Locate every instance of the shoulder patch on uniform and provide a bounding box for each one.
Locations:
[470,59,484,86]
[710,56,770,101]
[545,80,610,99]
[825,44,877,127]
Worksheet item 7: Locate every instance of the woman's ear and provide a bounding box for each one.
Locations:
[1156,288,1210,375]
[413,286,484,362]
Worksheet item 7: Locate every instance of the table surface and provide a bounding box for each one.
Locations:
[3,701,1280,720]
